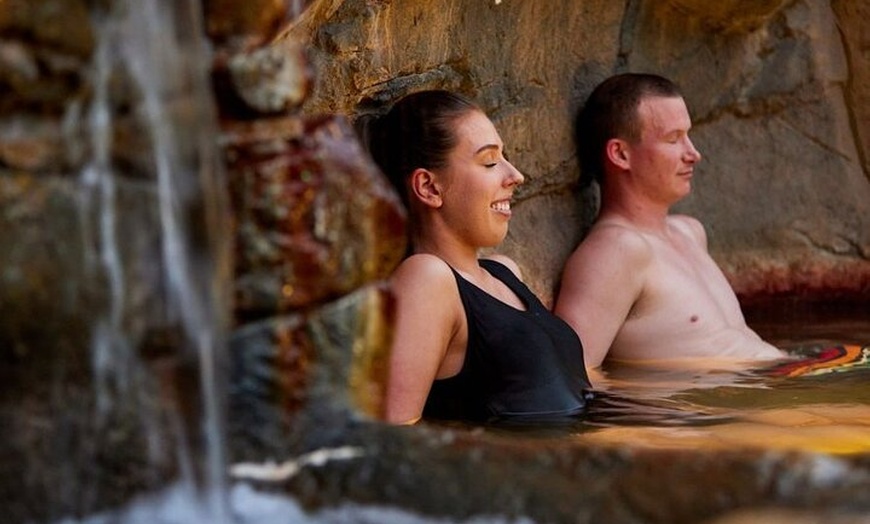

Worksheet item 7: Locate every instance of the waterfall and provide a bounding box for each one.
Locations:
[75,0,232,521]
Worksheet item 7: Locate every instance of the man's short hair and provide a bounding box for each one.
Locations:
[575,73,682,187]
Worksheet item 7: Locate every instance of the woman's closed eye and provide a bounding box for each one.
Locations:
[484,151,510,168]
[482,153,500,168]
[475,144,506,168]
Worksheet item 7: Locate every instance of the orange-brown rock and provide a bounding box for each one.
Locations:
[224,114,406,319]
[204,0,293,47]
[229,283,393,456]
[287,0,870,304]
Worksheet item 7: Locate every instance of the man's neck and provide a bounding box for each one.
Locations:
[598,189,672,234]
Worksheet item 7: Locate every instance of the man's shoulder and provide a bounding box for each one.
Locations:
[667,213,703,229]
[584,218,654,252]
[569,219,653,270]
[667,214,707,245]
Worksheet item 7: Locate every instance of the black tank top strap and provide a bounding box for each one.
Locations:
[477,258,540,309]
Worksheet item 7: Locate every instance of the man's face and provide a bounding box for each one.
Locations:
[627,95,702,205]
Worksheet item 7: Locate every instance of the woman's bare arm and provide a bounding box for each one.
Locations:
[384,254,463,424]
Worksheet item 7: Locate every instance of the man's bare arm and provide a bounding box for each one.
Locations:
[554,226,650,369]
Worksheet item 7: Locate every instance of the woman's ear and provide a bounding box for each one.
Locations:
[409,168,443,208]
[605,138,630,170]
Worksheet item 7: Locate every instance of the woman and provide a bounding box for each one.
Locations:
[364,90,591,425]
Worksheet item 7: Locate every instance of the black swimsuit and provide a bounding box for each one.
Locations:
[422,259,591,423]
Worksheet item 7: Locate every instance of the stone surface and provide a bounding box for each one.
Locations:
[287,0,869,304]
[2,1,870,523]
[228,284,393,461]
[235,422,870,524]
[1,2,233,521]
[0,174,197,524]
[831,0,870,179]
[0,173,166,364]
[0,0,92,115]
[204,0,292,47]
[224,114,406,318]
[227,39,312,114]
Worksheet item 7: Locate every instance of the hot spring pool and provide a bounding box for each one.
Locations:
[63,300,869,524]
[545,298,870,454]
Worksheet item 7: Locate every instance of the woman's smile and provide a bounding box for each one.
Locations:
[490,199,512,216]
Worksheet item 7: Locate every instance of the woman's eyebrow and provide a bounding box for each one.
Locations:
[474,144,500,155]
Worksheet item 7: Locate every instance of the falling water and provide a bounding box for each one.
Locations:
[72,0,232,521]
[120,2,231,516]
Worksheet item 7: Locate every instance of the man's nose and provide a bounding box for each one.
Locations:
[685,138,702,163]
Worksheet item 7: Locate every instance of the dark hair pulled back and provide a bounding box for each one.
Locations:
[361,90,479,208]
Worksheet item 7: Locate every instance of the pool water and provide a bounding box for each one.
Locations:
[574,299,870,454]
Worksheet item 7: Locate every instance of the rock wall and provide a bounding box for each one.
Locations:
[1,1,869,523]
[286,0,870,305]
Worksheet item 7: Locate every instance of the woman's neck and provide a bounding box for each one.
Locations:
[411,235,481,274]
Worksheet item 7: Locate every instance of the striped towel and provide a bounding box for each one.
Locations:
[761,344,870,378]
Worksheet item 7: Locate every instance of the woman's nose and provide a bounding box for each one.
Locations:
[506,160,525,186]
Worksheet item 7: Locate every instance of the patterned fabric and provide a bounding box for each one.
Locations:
[761,344,870,378]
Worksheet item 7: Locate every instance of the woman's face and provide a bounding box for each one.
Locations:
[435,110,525,248]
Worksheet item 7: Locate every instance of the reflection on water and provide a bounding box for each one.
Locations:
[744,297,870,347]
[67,483,531,524]
[572,301,870,454]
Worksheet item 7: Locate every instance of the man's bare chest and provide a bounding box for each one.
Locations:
[633,241,738,320]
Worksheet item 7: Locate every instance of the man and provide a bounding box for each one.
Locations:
[555,73,784,370]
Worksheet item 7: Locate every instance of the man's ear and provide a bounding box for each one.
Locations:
[605,138,631,170]
[409,168,443,208]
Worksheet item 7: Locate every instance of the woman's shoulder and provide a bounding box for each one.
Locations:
[390,254,457,294]
[395,253,455,276]
[390,254,464,333]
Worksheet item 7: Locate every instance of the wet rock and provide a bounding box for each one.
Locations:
[720,249,870,301]
[705,508,870,524]
[234,424,870,524]
[831,0,870,179]
[0,122,64,173]
[0,174,193,524]
[655,0,789,32]
[228,283,393,461]
[204,0,304,47]
[224,114,406,318]
[0,3,233,520]
[0,173,169,361]
[226,39,313,115]
[3,1,870,523]
[0,0,93,115]
[288,0,870,304]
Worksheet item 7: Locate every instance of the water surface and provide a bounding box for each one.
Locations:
[575,299,870,454]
